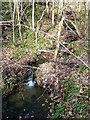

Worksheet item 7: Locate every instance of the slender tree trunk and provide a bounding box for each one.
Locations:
[17,2,22,41]
[52,0,54,26]
[13,0,16,43]
[58,0,64,14]
[54,17,64,61]
[58,0,61,14]
[32,0,35,31]
[84,2,87,40]
[87,1,90,118]
[46,0,49,14]
[88,1,90,68]
[9,0,13,19]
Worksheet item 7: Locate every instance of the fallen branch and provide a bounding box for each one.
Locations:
[3,62,40,71]
[60,42,89,69]
[66,19,82,38]
[20,65,40,70]
[0,20,14,23]
[40,30,90,70]
[0,24,11,26]
[22,24,89,69]
[38,49,54,54]
[63,19,77,35]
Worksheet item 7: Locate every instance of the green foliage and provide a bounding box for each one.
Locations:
[68,41,87,56]
[51,77,88,118]
[3,78,17,95]
[12,29,51,59]
[12,47,26,59]
[75,44,87,56]
[63,77,80,101]
[9,78,16,88]
[73,103,87,112]
[77,65,88,74]
[2,2,11,20]
[75,3,88,39]
[52,102,66,118]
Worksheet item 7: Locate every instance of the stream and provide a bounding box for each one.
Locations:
[2,71,50,119]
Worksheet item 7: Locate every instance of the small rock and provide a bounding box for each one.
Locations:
[19,115,22,120]
[42,103,45,106]
[45,99,48,103]
[50,109,52,113]
[69,111,72,115]
[25,113,30,119]
[47,114,51,118]
[6,116,9,119]
[31,115,34,118]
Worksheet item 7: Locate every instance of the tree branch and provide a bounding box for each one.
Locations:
[40,30,90,70]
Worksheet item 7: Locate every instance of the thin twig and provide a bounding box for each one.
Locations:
[34,89,47,102]
[35,77,55,102]
[20,65,40,70]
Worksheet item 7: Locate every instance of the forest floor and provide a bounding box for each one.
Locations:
[1,28,89,118]
[1,9,90,118]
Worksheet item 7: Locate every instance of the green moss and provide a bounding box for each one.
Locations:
[12,29,51,60]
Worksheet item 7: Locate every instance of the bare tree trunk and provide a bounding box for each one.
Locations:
[16,2,22,41]
[32,0,35,31]
[87,1,90,118]
[9,0,15,42]
[58,0,64,14]
[9,0,13,19]
[13,0,16,43]
[84,2,87,40]
[0,2,3,101]
[88,1,90,67]
[52,0,54,26]
[54,17,64,61]
[46,0,49,14]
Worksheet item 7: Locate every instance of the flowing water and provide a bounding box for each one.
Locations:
[2,72,50,119]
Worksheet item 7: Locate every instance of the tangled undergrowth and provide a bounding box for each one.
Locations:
[35,61,89,119]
